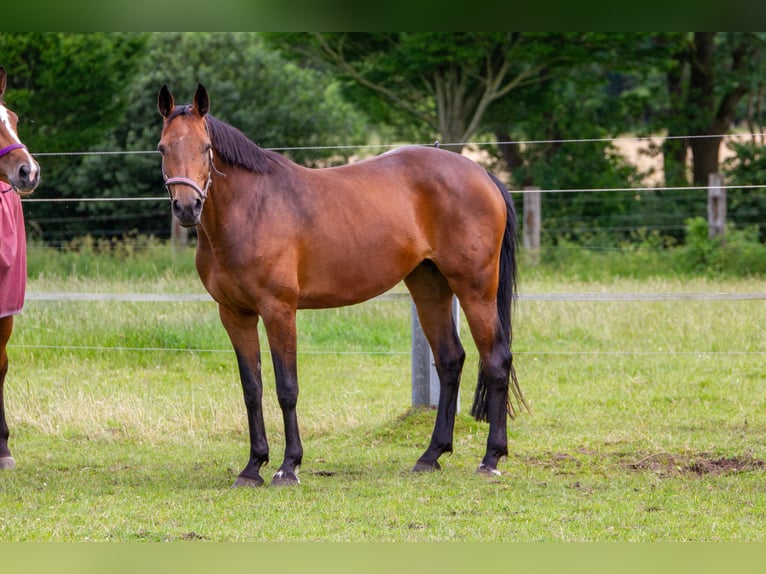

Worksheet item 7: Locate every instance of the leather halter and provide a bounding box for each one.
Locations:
[162,147,214,200]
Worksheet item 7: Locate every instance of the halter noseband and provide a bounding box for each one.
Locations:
[162,147,214,200]
[0,143,26,159]
[0,144,28,194]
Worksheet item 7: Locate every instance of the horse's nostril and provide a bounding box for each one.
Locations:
[18,165,29,180]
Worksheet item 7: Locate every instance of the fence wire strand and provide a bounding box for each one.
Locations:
[16,291,765,357]
[8,343,763,357]
[29,131,765,157]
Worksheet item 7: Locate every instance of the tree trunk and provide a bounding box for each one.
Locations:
[687,33,717,187]
[663,45,690,187]
[689,135,723,187]
[495,130,532,187]
[686,32,750,186]
[663,136,688,186]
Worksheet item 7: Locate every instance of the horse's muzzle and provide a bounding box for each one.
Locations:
[172,197,203,227]
[8,159,40,195]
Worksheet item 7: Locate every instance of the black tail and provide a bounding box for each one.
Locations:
[470,172,529,422]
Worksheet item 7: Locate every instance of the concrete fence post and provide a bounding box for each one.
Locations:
[411,296,460,410]
[523,187,541,259]
[707,173,726,241]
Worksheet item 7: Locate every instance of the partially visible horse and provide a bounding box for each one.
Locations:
[0,66,41,470]
[157,83,527,487]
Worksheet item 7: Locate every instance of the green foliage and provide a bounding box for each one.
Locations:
[721,141,766,242]
[656,33,766,187]
[527,218,766,281]
[7,32,766,252]
[483,39,664,244]
[0,33,147,154]
[676,217,766,275]
[267,33,577,144]
[2,33,148,244]
[21,32,369,244]
[26,235,197,282]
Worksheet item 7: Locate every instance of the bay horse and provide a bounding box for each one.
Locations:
[0,66,41,470]
[157,83,527,487]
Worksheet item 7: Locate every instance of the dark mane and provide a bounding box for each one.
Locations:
[167,105,282,174]
[206,115,284,174]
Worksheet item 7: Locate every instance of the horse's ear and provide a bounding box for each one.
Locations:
[158,84,174,118]
[0,67,6,98]
[193,83,209,117]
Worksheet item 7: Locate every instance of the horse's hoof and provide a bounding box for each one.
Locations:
[0,456,16,470]
[270,470,300,486]
[232,474,264,488]
[412,460,441,473]
[476,463,502,477]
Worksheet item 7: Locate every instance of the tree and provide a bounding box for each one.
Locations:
[485,33,766,244]
[661,32,766,187]
[0,33,146,154]
[268,33,688,245]
[266,33,582,152]
[484,43,653,244]
[15,32,369,243]
[0,33,147,243]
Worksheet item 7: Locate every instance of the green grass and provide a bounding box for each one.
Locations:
[1,242,765,541]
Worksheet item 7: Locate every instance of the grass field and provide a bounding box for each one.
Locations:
[1,244,765,541]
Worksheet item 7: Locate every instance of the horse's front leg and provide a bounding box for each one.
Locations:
[262,303,302,487]
[0,316,16,470]
[219,306,269,487]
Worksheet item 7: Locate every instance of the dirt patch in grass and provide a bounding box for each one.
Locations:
[627,452,765,478]
[517,450,765,479]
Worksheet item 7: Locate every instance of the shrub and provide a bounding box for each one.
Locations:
[673,217,766,276]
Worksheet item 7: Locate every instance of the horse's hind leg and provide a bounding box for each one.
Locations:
[0,316,16,469]
[476,341,513,475]
[459,297,514,476]
[405,262,466,472]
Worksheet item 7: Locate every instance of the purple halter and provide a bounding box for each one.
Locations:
[0,143,26,158]
[0,144,27,193]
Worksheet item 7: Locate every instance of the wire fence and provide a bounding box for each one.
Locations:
[11,289,766,358]
[23,291,766,303]
[12,133,766,360]
[22,132,766,199]
[27,130,766,157]
[20,132,766,245]
[10,343,765,357]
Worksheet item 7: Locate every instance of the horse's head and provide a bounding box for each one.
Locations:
[0,67,40,195]
[157,83,213,227]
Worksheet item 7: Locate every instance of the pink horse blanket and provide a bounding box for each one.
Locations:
[0,182,26,318]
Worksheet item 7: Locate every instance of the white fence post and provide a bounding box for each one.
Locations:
[707,173,726,241]
[523,186,541,259]
[411,296,460,410]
